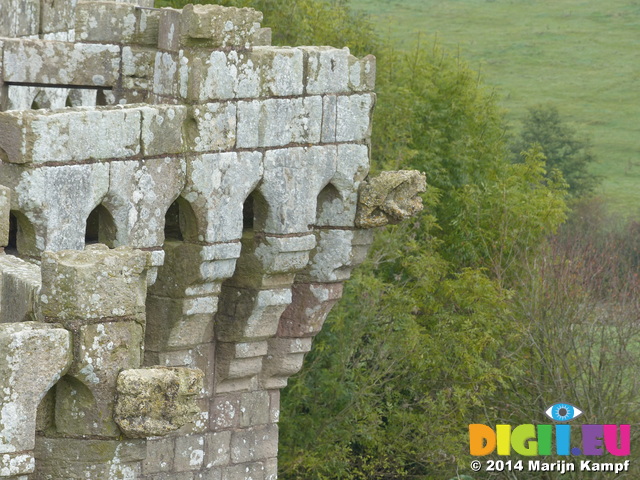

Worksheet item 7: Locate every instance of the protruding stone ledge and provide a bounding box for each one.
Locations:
[115,367,204,438]
[40,244,152,325]
[356,170,427,228]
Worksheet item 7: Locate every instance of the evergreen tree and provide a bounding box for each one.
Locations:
[511,104,600,197]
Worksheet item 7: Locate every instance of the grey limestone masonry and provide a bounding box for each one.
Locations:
[0,1,425,479]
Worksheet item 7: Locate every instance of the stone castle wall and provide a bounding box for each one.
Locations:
[0,1,424,478]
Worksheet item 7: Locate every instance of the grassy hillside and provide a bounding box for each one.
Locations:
[349,0,640,212]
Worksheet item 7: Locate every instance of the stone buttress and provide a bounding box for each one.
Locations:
[0,1,425,479]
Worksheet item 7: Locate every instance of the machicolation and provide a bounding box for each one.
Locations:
[0,1,425,478]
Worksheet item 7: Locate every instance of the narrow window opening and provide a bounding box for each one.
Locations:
[163,198,198,244]
[95,90,108,106]
[7,212,18,254]
[164,201,183,242]
[243,190,268,233]
[242,196,254,231]
[85,205,116,247]
[7,211,37,258]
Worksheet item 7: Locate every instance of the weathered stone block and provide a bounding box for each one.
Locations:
[0,0,40,37]
[0,186,9,247]
[260,146,336,234]
[141,105,187,155]
[0,106,141,164]
[35,437,146,464]
[33,437,145,480]
[157,7,182,52]
[214,342,269,386]
[146,296,215,350]
[76,2,160,45]
[265,458,277,480]
[204,431,231,467]
[185,47,301,101]
[75,2,137,43]
[138,7,162,41]
[348,54,376,92]
[40,0,75,35]
[143,437,175,474]
[236,97,322,148]
[210,393,239,430]
[0,254,41,323]
[261,337,312,386]
[186,50,237,101]
[277,282,343,337]
[221,462,265,480]
[188,47,303,102]
[146,343,216,396]
[243,47,304,97]
[302,229,375,283]
[335,93,375,142]
[152,51,183,98]
[187,102,237,152]
[215,342,264,382]
[268,390,279,424]
[303,230,359,282]
[302,46,350,94]
[321,94,338,143]
[115,367,204,438]
[0,162,110,256]
[105,157,186,248]
[174,434,205,472]
[40,245,152,323]
[2,39,120,87]
[216,287,291,342]
[122,46,157,92]
[0,323,71,475]
[183,152,263,243]
[229,424,278,464]
[254,235,316,275]
[148,241,223,298]
[180,4,263,48]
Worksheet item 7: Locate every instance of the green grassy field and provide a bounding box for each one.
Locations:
[349,0,640,212]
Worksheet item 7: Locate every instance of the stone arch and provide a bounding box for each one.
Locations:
[85,204,117,248]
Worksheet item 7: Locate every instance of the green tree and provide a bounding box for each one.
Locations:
[511,104,600,197]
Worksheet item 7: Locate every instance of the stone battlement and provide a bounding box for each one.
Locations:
[0,1,424,479]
